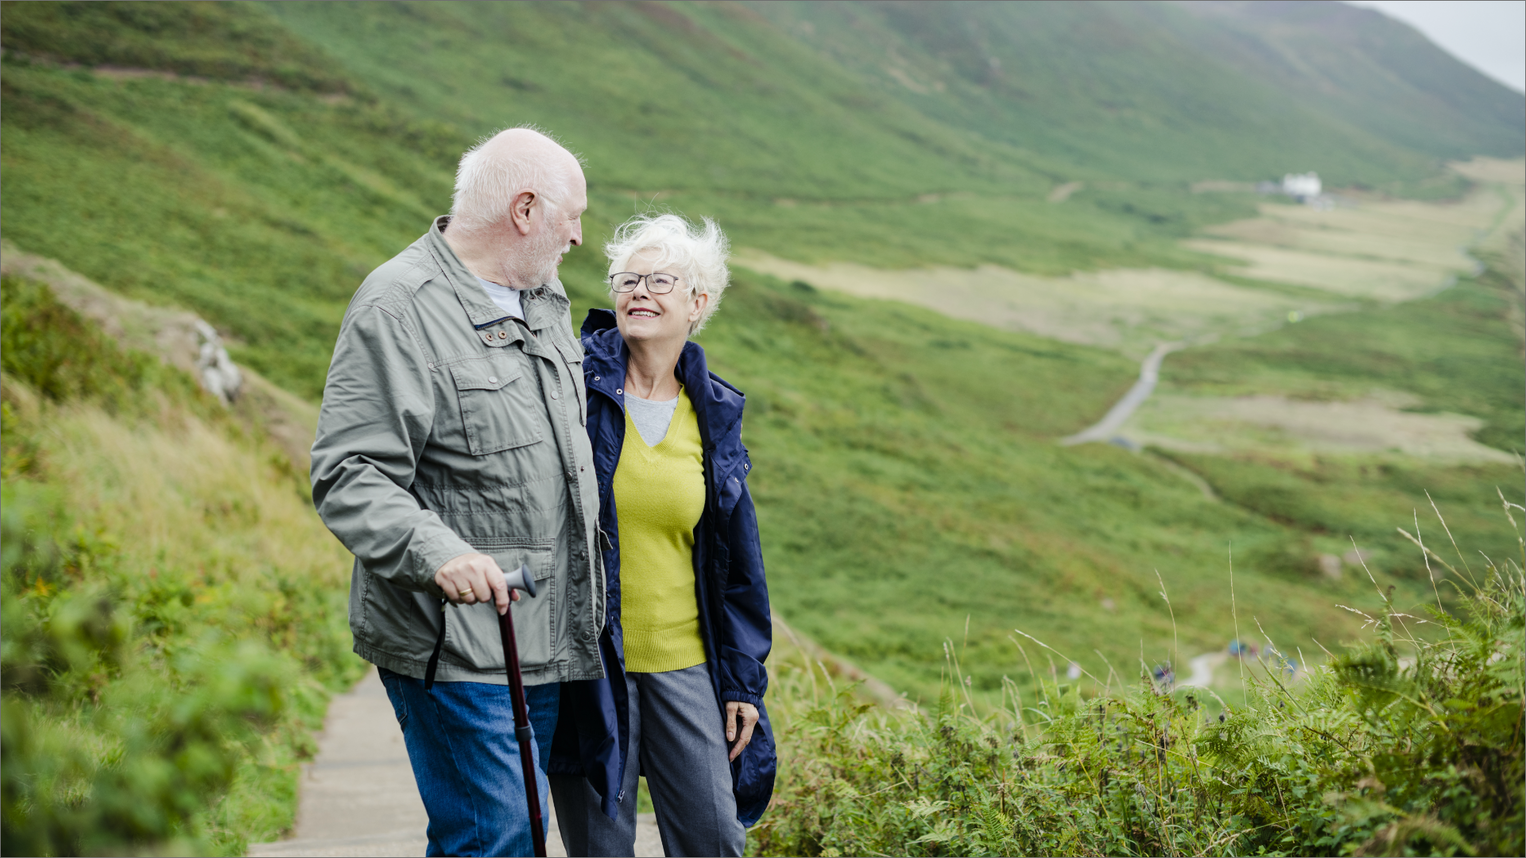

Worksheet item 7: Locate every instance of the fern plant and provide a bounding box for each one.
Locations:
[753,500,1524,857]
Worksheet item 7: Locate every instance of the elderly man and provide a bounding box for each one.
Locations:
[311,127,603,857]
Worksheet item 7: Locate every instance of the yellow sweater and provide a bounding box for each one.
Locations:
[614,390,708,673]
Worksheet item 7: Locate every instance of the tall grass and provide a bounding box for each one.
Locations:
[753,502,1525,857]
[1,275,361,855]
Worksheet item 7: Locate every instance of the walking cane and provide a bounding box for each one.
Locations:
[497,563,547,858]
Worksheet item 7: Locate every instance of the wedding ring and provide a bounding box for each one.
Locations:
[459,587,475,599]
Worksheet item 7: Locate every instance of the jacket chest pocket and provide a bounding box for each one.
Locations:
[450,357,545,455]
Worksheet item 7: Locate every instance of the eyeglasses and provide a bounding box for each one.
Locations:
[609,272,680,294]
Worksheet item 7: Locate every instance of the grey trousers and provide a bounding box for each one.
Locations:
[550,664,745,857]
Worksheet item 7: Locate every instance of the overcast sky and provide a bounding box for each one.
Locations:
[1344,1,1525,92]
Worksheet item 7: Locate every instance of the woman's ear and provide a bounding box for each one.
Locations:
[689,291,710,322]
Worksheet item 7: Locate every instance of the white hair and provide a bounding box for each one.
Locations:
[449,125,578,233]
[605,213,730,335]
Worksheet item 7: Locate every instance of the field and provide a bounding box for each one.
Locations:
[736,161,1513,356]
[2,0,1520,702]
[1,4,1523,852]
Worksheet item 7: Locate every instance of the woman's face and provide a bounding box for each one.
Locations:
[613,249,708,347]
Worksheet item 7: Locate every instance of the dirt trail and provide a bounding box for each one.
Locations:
[1061,342,1183,446]
[1177,652,1227,689]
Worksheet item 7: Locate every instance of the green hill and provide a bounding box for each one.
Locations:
[741,0,1524,182]
[1,269,359,856]
[1,0,1520,712]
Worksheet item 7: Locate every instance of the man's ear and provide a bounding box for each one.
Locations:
[510,191,537,236]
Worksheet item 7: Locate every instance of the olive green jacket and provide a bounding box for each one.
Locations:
[311,217,604,685]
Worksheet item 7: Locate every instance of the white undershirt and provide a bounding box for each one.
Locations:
[475,276,524,320]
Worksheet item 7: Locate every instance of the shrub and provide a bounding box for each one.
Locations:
[754,506,1525,857]
[1,279,358,855]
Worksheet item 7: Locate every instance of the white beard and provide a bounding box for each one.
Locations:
[505,218,566,288]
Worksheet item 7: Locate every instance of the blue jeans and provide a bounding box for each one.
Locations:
[378,667,560,857]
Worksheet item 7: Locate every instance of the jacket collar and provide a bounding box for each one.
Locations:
[426,216,571,332]
[580,309,745,455]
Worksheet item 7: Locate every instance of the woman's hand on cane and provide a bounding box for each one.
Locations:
[435,553,521,615]
[725,701,759,761]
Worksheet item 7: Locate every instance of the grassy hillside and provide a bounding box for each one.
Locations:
[2,4,1523,849]
[755,549,1525,857]
[1,275,360,856]
[700,267,1520,702]
[2,0,1520,700]
[742,0,1522,184]
[1176,0,1526,161]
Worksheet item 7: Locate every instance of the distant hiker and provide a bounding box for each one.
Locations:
[310,126,601,858]
[548,214,775,857]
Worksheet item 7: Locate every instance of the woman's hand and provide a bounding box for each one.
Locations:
[725,701,759,761]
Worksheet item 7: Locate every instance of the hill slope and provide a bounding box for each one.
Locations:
[1,0,1520,706]
[1,268,358,856]
[741,0,1524,183]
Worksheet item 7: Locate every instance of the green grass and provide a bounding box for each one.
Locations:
[1166,264,1526,453]
[681,270,1520,705]
[1,276,362,856]
[1148,257,1525,602]
[0,0,1519,707]
[1,6,1523,849]
[753,540,1525,857]
[0,1,351,93]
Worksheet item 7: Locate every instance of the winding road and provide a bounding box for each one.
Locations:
[1061,341,1184,446]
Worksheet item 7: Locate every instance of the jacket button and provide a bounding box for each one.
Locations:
[488,376,498,384]
[616,388,623,395]
[593,375,600,381]
[551,390,558,399]
[499,331,508,339]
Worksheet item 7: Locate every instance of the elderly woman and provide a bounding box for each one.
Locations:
[548,214,774,857]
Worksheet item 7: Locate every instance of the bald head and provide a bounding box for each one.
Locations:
[445,126,587,289]
[449,126,585,235]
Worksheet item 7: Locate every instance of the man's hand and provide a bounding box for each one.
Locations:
[434,553,520,615]
[725,701,760,761]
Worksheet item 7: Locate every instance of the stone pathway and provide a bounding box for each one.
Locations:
[247,666,664,857]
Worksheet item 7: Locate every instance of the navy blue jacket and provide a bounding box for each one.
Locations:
[549,309,776,827]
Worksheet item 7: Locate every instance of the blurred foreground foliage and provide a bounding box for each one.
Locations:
[754,515,1525,857]
[0,275,361,856]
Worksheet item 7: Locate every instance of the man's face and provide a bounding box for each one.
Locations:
[524,165,588,286]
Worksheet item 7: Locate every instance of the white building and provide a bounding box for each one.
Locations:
[1281,172,1322,200]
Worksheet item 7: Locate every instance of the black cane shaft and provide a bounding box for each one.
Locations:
[499,606,547,857]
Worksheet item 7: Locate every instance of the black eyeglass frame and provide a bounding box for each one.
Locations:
[608,272,682,294]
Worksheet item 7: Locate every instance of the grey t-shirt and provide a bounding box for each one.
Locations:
[475,276,524,319]
[627,391,680,447]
